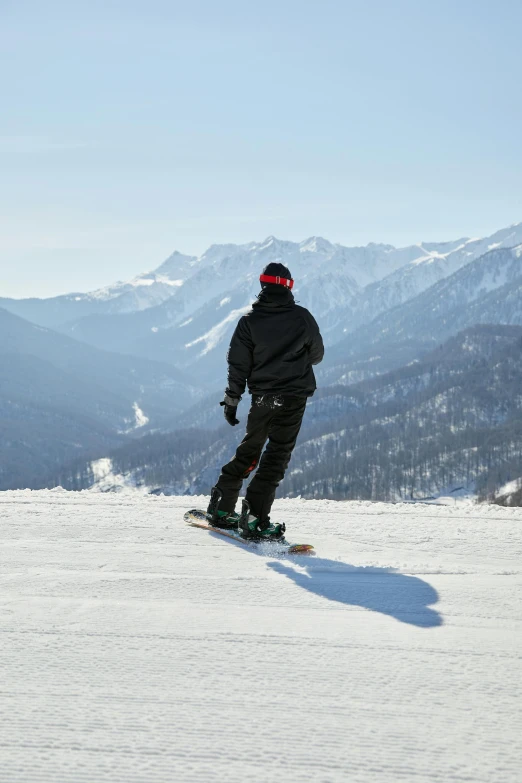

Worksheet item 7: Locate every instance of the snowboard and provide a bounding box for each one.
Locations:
[184,509,314,555]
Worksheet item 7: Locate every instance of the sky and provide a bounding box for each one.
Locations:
[1,0,522,298]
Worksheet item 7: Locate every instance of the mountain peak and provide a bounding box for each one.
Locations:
[154,251,197,278]
[257,235,282,251]
[299,237,334,254]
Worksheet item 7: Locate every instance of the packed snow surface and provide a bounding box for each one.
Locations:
[1,491,521,783]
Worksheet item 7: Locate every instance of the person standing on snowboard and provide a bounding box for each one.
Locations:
[207,261,324,540]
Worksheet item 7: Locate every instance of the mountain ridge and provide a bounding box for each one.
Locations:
[5,225,520,330]
[322,245,522,384]
[2,221,519,385]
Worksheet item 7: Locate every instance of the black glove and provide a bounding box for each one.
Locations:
[220,394,240,426]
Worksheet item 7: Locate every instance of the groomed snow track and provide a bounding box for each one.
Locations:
[1,491,521,783]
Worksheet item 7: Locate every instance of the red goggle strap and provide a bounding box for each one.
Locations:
[259,274,294,289]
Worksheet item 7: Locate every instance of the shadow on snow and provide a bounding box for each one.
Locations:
[267,555,443,628]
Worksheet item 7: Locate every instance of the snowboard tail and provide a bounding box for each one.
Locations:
[184,509,314,555]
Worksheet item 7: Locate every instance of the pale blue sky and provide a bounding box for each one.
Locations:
[1,0,521,297]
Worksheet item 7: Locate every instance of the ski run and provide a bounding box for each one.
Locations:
[1,490,521,783]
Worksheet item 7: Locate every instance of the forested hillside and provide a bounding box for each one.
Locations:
[0,308,201,489]
[49,325,522,503]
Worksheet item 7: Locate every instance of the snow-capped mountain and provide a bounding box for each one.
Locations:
[342,245,522,350]
[4,228,516,333]
[84,250,197,311]
[0,222,520,364]
[3,221,521,390]
[332,222,522,336]
[322,245,522,385]
[0,251,199,330]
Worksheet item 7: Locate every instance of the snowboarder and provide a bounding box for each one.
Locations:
[207,262,324,540]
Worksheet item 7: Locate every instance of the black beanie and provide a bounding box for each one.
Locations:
[262,262,292,279]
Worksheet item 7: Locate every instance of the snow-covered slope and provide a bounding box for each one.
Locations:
[1,490,521,783]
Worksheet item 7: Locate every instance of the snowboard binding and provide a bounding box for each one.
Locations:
[207,486,240,529]
[239,500,286,541]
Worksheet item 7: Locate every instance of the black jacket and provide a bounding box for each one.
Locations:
[226,285,324,399]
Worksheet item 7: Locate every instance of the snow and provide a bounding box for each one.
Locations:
[85,273,184,310]
[258,236,276,251]
[1,491,521,783]
[115,403,150,436]
[89,458,140,492]
[133,401,149,428]
[156,275,184,287]
[496,477,522,498]
[299,236,334,254]
[91,456,113,481]
[115,275,183,292]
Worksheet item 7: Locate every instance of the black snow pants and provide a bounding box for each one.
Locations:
[216,394,307,522]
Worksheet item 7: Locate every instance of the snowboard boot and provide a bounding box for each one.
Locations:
[207,486,240,529]
[238,500,285,541]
